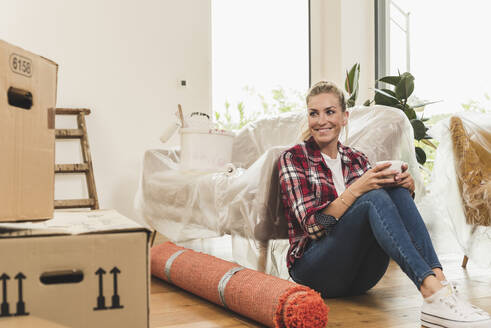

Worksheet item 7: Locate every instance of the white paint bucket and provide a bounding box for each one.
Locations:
[180,128,234,171]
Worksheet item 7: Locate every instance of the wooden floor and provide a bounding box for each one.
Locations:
[150,221,491,328]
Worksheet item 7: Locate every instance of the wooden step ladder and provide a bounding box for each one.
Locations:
[54,108,99,210]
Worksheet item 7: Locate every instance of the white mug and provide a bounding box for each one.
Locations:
[375,160,404,174]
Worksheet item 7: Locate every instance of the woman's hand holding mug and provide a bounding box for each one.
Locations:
[349,162,400,197]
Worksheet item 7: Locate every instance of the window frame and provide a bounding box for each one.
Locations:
[375,0,390,86]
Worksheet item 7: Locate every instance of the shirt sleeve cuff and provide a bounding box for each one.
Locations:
[314,212,339,234]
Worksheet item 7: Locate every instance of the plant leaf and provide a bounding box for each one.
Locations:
[345,70,351,94]
[395,72,415,99]
[347,97,356,108]
[378,75,401,86]
[411,119,426,140]
[401,72,414,80]
[421,139,437,149]
[415,146,426,165]
[237,101,245,122]
[374,88,400,106]
[351,64,360,100]
[403,107,417,120]
[412,100,441,108]
[374,88,399,100]
[345,63,360,96]
[395,103,410,110]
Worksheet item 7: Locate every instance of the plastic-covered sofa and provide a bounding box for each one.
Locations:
[135,105,424,278]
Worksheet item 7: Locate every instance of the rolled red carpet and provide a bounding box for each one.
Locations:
[151,242,328,328]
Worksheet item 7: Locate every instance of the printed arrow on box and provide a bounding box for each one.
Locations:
[110,267,123,309]
[14,273,28,316]
[0,273,11,317]
[93,268,107,311]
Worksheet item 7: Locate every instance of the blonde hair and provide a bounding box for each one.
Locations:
[299,81,348,141]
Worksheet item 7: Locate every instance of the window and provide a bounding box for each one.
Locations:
[212,0,310,129]
[377,0,491,116]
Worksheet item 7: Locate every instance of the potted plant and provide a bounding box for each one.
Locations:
[344,64,437,165]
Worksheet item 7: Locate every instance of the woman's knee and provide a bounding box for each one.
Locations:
[342,190,388,224]
[358,189,391,204]
[385,186,411,197]
[352,189,396,221]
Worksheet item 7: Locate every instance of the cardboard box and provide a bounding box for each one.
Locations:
[0,39,58,222]
[0,210,151,328]
[0,316,70,328]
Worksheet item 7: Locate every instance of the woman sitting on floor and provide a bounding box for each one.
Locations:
[278,81,491,328]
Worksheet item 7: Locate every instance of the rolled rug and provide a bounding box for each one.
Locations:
[151,242,328,328]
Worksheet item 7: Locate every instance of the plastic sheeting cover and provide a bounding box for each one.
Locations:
[135,105,425,275]
[421,112,491,267]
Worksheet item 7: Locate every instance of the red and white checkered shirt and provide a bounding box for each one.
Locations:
[278,136,371,269]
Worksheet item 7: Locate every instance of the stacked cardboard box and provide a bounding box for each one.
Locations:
[0,39,57,222]
[0,210,151,328]
[0,40,150,327]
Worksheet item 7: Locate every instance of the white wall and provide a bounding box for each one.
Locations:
[0,0,211,220]
[310,0,375,103]
[1,0,374,221]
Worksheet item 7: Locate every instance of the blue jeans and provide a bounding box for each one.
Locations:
[289,187,442,298]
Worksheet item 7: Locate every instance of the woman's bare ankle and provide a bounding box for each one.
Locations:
[432,268,446,282]
[420,275,444,298]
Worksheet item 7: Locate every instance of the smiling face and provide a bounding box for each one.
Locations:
[307,92,348,156]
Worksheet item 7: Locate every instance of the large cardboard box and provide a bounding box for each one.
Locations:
[0,39,58,222]
[0,210,151,328]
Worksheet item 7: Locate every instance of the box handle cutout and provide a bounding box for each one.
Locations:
[40,270,84,284]
[8,87,33,110]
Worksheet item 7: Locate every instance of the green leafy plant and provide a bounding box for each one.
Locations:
[344,64,374,107]
[345,63,360,108]
[373,72,438,164]
[344,63,437,165]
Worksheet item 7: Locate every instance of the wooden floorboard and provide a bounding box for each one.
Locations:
[150,221,491,327]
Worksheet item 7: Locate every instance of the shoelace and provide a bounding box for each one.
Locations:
[439,294,482,320]
[442,281,490,318]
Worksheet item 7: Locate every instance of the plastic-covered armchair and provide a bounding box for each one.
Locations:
[423,113,491,268]
[135,105,424,278]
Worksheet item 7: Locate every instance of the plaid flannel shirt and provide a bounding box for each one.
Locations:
[278,136,371,269]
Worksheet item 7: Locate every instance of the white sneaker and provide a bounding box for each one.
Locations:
[421,282,491,328]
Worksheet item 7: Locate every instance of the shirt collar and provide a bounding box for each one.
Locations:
[305,136,352,165]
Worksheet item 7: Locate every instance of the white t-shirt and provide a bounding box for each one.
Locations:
[321,152,346,196]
